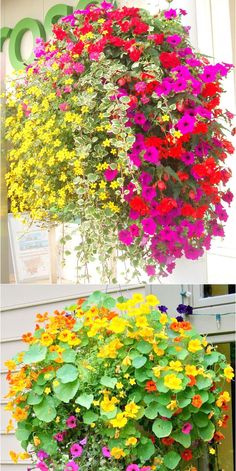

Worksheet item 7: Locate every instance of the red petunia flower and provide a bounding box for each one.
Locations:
[181,449,193,461]
[159,51,180,69]
[130,196,150,216]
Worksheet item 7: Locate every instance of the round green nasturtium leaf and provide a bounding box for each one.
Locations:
[27,391,44,405]
[199,421,215,441]
[75,393,94,409]
[193,412,209,428]
[103,296,116,309]
[100,376,117,388]
[136,439,155,462]
[56,364,78,383]
[136,340,153,354]
[24,344,47,364]
[33,396,56,423]
[62,349,77,363]
[163,451,181,470]
[15,425,32,441]
[53,379,80,402]
[145,403,159,420]
[196,376,212,390]
[83,411,99,424]
[172,430,191,448]
[152,418,172,438]
[132,356,147,369]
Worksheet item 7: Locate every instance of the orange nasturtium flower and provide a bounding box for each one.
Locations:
[192,395,203,408]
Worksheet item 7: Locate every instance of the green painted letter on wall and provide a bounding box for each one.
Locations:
[9,18,46,70]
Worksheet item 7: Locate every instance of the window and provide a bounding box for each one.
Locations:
[203,285,236,298]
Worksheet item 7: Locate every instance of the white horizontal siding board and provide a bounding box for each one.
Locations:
[186,313,235,336]
[1,465,26,471]
[1,404,14,430]
[1,433,30,461]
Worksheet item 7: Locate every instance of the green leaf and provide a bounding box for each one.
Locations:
[136,341,153,354]
[62,349,77,363]
[152,418,172,438]
[204,352,219,366]
[175,349,189,360]
[137,439,155,462]
[34,397,56,423]
[193,412,209,428]
[198,391,209,403]
[27,391,43,405]
[73,320,84,332]
[100,376,117,389]
[145,403,159,420]
[75,393,94,409]
[199,421,215,441]
[103,296,116,309]
[172,431,191,448]
[156,404,173,419]
[24,344,47,364]
[83,411,99,424]
[164,451,181,470]
[87,173,98,182]
[196,376,212,390]
[53,379,80,402]
[56,364,78,384]
[133,356,147,369]
[15,425,32,441]
[38,433,58,455]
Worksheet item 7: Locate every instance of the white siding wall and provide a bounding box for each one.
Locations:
[0,284,145,470]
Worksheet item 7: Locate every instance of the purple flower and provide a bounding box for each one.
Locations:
[182,422,193,434]
[164,8,177,19]
[200,65,218,83]
[70,443,83,457]
[139,172,153,186]
[142,186,156,202]
[135,81,146,93]
[65,461,79,471]
[176,315,183,322]
[130,224,140,237]
[215,204,228,222]
[222,190,233,205]
[177,115,195,134]
[173,79,187,92]
[184,245,204,260]
[158,305,168,313]
[146,265,156,276]
[101,1,114,9]
[54,432,65,442]
[181,152,195,165]
[143,146,159,164]
[66,416,77,429]
[104,168,118,181]
[166,35,182,46]
[177,304,193,315]
[134,113,147,127]
[141,218,157,235]
[37,450,49,461]
[79,437,87,446]
[102,447,111,458]
[126,465,140,471]
[119,229,133,246]
[129,152,142,167]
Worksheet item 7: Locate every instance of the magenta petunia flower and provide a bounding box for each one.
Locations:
[164,8,177,19]
[182,422,193,434]
[119,229,133,246]
[70,443,83,457]
[166,34,182,46]
[66,416,77,429]
[37,450,49,460]
[126,465,140,471]
[143,146,159,164]
[54,432,64,442]
[142,186,156,202]
[134,112,147,127]
[130,224,140,237]
[146,265,156,276]
[64,461,79,471]
[102,447,111,458]
[181,152,195,165]
[177,115,195,134]
[141,218,157,235]
[104,168,118,181]
[37,462,49,471]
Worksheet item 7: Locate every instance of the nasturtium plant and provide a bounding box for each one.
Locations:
[5,291,234,470]
[4,1,235,282]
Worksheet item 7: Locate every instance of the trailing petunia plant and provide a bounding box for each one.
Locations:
[4,2,235,281]
[5,291,234,470]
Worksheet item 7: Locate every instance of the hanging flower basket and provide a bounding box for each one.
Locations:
[5,2,234,279]
[5,291,234,470]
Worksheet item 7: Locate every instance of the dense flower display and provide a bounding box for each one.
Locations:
[5,291,234,470]
[5,2,235,279]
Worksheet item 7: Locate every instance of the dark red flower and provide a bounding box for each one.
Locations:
[161,437,175,446]
[181,449,193,461]
[53,25,67,40]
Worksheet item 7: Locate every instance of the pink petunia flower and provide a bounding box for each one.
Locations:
[104,168,118,181]
[66,416,77,429]
[119,229,133,246]
[70,443,83,457]
[64,461,79,471]
[102,447,111,458]
[126,465,140,471]
[182,422,193,434]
